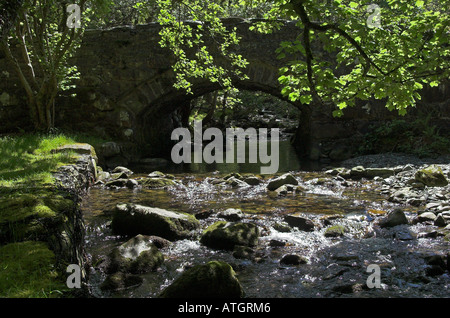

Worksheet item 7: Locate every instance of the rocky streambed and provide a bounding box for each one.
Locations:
[81,154,450,298]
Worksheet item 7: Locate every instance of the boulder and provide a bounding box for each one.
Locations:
[111,166,133,177]
[434,215,447,227]
[200,221,259,250]
[284,214,315,232]
[139,177,176,188]
[242,176,262,185]
[415,165,448,187]
[111,204,200,240]
[267,173,298,191]
[159,261,244,298]
[106,234,164,274]
[379,209,409,228]
[280,254,308,265]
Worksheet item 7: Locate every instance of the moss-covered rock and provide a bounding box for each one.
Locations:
[159,261,244,298]
[139,177,176,188]
[267,173,298,191]
[111,203,200,240]
[200,221,259,250]
[324,225,347,237]
[415,165,448,187]
[106,234,164,274]
[0,191,75,243]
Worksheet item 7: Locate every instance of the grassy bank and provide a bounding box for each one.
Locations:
[0,132,103,297]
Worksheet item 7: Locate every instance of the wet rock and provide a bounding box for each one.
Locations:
[379,209,409,228]
[139,177,176,188]
[125,179,139,189]
[269,239,287,247]
[393,228,415,241]
[388,188,417,203]
[434,215,447,227]
[97,171,110,182]
[111,203,200,240]
[415,165,448,187]
[106,234,164,274]
[200,221,259,250]
[232,245,254,259]
[274,185,288,196]
[111,166,133,177]
[280,254,308,265]
[100,272,143,291]
[217,208,244,221]
[225,177,249,188]
[349,166,366,179]
[284,214,315,232]
[272,222,292,233]
[104,178,129,188]
[242,176,262,185]
[324,225,347,237]
[267,173,298,191]
[417,212,437,223]
[159,261,244,298]
[425,265,445,277]
[194,209,214,220]
[332,283,366,294]
[320,214,345,226]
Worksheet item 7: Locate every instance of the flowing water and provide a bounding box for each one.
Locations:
[81,140,450,298]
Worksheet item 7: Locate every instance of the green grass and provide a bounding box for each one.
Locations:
[0,133,78,188]
[0,132,106,298]
[0,241,68,297]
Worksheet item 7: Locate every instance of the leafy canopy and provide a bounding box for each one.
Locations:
[155,0,450,115]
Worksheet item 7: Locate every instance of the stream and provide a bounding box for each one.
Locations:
[81,140,450,298]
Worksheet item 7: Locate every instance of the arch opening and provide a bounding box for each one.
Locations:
[135,85,313,173]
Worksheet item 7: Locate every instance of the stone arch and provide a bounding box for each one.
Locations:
[131,63,310,158]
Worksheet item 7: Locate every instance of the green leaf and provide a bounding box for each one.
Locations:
[300,95,313,104]
[429,81,439,87]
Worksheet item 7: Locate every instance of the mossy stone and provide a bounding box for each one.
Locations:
[139,177,176,188]
[159,261,244,298]
[324,225,347,237]
[200,221,259,250]
[415,165,448,187]
[111,203,200,240]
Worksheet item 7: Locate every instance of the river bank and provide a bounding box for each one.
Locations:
[0,134,98,297]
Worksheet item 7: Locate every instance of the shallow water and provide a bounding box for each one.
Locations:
[81,141,450,298]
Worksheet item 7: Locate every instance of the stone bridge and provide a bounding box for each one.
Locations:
[72,18,313,159]
[1,19,449,166]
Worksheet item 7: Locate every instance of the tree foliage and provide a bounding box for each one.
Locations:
[1,0,111,130]
[155,0,450,116]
